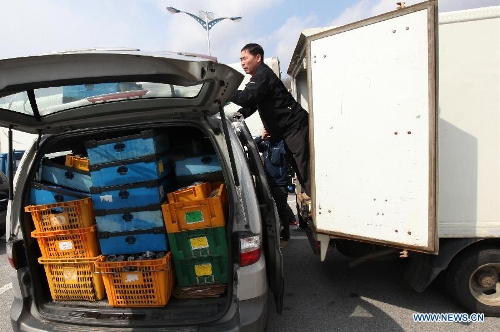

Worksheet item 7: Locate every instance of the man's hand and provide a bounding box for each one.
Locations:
[232,111,243,119]
[261,128,269,140]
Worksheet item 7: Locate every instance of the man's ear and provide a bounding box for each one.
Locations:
[256,54,262,63]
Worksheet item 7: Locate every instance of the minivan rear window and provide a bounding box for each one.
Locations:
[0,82,203,117]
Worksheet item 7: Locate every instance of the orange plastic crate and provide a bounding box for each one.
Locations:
[31,225,99,259]
[162,183,227,233]
[167,182,218,203]
[25,197,95,232]
[65,154,90,171]
[38,256,105,301]
[95,252,174,307]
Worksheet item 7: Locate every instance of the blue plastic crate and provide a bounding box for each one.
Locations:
[85,130,170,165]
[89,154,172,187]
[94,204,164,232]
[174,154,224,186]
[174,154,222,177]
[97,227,168,255]
[90,176,177,210]
[30,181,90,205]
[41,158,92,193]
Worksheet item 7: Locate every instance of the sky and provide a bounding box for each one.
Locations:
[0,0,498,77]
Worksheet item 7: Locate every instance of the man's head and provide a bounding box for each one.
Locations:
[240,43,264,76]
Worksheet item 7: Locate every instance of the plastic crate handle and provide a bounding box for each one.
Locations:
[117,165,128,175]
[118,190,130,199]
[122,213,133,222]
[201,155,212,164]
[114,142,126,152]
[65,171,75,179]
[96,267,169,274]
[125,236,136,244]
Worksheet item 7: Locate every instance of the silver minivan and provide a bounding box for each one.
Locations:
[0,51,283,331]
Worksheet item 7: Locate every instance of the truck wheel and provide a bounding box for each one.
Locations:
[446,246,500,316]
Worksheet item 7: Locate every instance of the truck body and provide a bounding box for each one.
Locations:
[288,1,500,315]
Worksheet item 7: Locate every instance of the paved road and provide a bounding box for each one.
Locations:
[265,219,500,330]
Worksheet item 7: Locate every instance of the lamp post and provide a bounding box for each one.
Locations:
[167,7,242,56]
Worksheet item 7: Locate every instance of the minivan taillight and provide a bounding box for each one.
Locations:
[7,239,27,270]
[240,235,261,267]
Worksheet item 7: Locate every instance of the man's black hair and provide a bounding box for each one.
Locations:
[241,43,264,58]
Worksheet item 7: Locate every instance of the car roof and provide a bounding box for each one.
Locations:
[0,51,244,134]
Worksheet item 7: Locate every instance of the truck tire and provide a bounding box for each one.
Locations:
[446,246,500,316]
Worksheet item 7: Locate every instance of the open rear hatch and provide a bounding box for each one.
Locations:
[22,123,235,328]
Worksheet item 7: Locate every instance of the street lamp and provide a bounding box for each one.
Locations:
[167,6,242,56]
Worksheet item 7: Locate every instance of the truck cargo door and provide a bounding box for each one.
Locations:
[308,1,438,253]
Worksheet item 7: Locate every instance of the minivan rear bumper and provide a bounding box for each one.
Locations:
[11,293,268,332]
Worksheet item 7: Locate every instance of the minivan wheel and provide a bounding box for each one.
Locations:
[447,246,500,316]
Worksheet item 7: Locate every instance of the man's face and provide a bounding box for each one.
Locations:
[240,50,261,76]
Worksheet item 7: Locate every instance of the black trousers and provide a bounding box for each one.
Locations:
[284,123,311,197]
[271,186,291,241]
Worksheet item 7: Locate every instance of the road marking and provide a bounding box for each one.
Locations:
[0,283,12,294]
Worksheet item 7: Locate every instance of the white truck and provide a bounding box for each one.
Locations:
[287,1,500,315]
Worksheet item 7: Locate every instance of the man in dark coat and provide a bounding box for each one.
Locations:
[231,43,311,199]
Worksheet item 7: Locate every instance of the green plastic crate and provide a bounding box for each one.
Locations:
[168,227,228,260]
[173,254,228,287]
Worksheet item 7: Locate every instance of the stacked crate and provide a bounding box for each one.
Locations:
[161,181,229,288]
[25,196,105,301]
[39,155,93,197]
[26,153,104,301]
[30,181,89,205]
[31,153,92,205]
[94,252,174,307]
[87,129,176,307]
[174,154,224,187]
